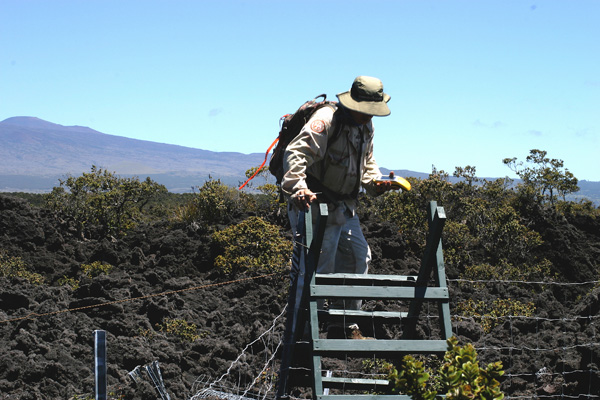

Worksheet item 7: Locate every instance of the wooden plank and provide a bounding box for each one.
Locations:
[321,376,389,390]
[318,395,413,400]
[311,285,448,300]
[403,202,448,340]
[313,339,448,355]
[315,273,417,285]
[324,310,408,319]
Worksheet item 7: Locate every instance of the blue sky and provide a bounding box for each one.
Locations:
[2,0,599,181]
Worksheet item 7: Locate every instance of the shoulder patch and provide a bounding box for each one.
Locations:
[310,119,326,134]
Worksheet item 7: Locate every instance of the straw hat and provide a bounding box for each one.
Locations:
[336,76,391,116]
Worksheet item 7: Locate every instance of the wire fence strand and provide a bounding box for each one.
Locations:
[0,273,278,324]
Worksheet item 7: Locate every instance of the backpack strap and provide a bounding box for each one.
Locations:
[238,137,279,190]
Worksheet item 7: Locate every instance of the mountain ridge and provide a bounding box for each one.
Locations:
[1,117,599,204]
[0,116,266,180]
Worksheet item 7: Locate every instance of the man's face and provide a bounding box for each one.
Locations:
[350,110,373,125]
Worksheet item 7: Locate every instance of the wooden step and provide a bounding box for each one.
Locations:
[313,339,448,356]
[317,395,413,400]
[315,273,417,286]
[311,285,448,301]
[321,376,389,390]
[321,309,408,320]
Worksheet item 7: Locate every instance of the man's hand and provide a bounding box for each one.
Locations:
[292,189,318,210]
[375,180,393,194]
[374,171,402,194]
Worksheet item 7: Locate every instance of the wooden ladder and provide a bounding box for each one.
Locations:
[277,201,452,400]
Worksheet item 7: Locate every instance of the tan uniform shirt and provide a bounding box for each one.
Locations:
[282,106,381,210]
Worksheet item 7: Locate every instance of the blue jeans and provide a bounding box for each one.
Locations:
[288,201,371,311]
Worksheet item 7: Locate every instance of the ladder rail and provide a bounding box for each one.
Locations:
[277,200,453,400]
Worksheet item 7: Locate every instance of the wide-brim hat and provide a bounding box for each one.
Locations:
[336,76,391,116]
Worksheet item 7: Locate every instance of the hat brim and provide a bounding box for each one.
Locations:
[336,91,391,116]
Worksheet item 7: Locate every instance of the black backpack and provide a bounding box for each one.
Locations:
[239,94,341,190]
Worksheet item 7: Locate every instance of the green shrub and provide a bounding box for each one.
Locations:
[212,216,292,276]
[157,318,203,342]
[443,173,543,268]
[81,261,114,278]
[0,250,44,285]
[460,259,553,288]
[57,275,80,290]
[369,177,429,254]
[386,336,505,399]
[555,199,600,219]
[174,178,249,225]
[58,261,113,290]
[44,166,167,238]
[442,220,477,267]
[241,166,282,215]
[456,298,535,334]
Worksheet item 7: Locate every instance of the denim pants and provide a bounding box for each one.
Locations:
[288,201,371,311]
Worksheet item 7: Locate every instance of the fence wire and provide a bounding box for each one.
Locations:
[191,277,600,400]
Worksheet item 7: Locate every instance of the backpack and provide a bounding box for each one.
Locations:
[238,94,340,190]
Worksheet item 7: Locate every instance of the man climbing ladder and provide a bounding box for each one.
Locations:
[282,76,405,336]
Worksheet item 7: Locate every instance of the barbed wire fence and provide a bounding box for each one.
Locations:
[189,306,287,400]
[191,277,600,400]
[2,272,596,398]
[449,277,600,399]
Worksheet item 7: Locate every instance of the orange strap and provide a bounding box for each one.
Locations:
[238,137,279,190]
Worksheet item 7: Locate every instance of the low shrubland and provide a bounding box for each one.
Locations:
[1,149,598,398]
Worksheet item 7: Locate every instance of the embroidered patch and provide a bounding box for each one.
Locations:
[310,120,325,133]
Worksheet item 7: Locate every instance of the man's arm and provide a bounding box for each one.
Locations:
[281,107,335,206]
[361,137,384,196]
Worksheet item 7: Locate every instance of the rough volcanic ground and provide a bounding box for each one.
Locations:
[1,194,600,399]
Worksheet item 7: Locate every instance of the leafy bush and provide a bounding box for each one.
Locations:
[44,166,167,238]
[460,259,553,287]
[57,276,80,290]
[212,216,292,276]
[157,318,203,342]
[368,176,429,254]
[81,261,114,278]
[240,166,282,217]
[369,163,556,276]
[58,261,114,290]
[456,298,535,334]
[386,336,505,399]
[555,199,600,219]
[174,178,249,225]
[443,168,544,269]
[0,250,44,285]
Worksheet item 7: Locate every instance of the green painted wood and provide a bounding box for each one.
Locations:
[324,309,408,319]
[315,273,417,285]
[317,395,414,400]
[313,339,448,354]
[321,377,389,390]
[318,395,446,400]
[311,285,448,300]
[277,206,329,400]
[294,201,453,400]
[313,352,323,396]
[310,297,323,396]
[305,207,314,246]
[430,205,453,340]
[403,201,448,340]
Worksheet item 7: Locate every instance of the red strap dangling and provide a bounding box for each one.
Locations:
[238,137,279,190]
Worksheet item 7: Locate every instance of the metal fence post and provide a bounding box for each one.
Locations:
[95,330,107,400]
